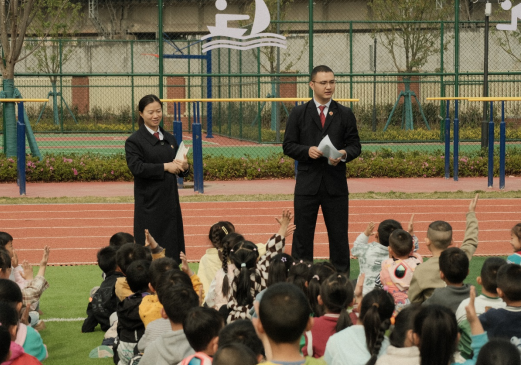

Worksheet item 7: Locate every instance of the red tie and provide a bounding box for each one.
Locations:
[153,132,160,140]
[319,105,326,127]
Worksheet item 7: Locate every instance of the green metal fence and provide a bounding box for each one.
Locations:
[2,0,521,159]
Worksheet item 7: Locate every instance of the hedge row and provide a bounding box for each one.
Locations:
[0,149,520,183]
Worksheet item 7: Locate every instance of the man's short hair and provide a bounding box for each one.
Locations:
[115,242,147,275]
[213,343,258,365]
[0,233,13,248]
[258,282,311,344]
[125,259,150,293]
[0,279,22,305]
[480,257,507,294]
[497,264,521,302]
[149,257,179,290]
[109,232,134,248]
[377,219,403,247]
[439,247,469,284]
[161,284,199,324]
[218,319,264,357]
[389,229,413,257]
[427,221,453,249]
[97,246,117,274]
[183,307,224,352]
[310,65,334,81]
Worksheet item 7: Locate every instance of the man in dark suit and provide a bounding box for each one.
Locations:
[282,65,361,274]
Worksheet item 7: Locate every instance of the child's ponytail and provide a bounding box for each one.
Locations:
[230,241,259,306]
[413,305,459,365]
[320,274,354,332]
[360,289,395,365]
[267,253,294,287]
[220,233,244,297]
[307,261,336,317]
[287,260,312,297]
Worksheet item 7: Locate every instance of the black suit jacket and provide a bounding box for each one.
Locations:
[283,100,361,196]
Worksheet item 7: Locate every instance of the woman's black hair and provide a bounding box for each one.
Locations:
[320,274,354,332]
[0,326,10,363]
[266,253,294,287]
[389,304,421,348]
[286,260,312,298]
[220,233,245,298]
[307,261,336,317]
[138,94,162,127]
[360,289,395,365]
[209,222,235,250]
[413,304,458,365]
[476,339,521,365]
[229,240,259,306]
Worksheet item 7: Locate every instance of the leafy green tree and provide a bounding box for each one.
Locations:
[0,0,73,156]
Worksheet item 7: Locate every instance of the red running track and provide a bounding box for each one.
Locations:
[2,199,518,265]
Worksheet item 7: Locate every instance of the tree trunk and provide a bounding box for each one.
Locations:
[3,79,17,157]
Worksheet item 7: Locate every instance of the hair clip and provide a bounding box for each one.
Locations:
[222,227,228,235]
[241,263,246,268]
[312,275,320,280]
[230,249,234,252]
[337,274,342,278]
[300,260,303,263]
[281,257,287,262]
[372,303,380,308]
[308,264,312,267]
[253,248,257,251]
[292,262,296,265]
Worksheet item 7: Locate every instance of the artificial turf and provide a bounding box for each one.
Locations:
[37,257,493,364]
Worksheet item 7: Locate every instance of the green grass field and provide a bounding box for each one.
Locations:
[37,257,495,365]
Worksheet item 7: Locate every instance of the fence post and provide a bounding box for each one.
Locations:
[453,100,459,181]
[488,102,494,188]
[173,102,184,188]
[16,102,26,196]
[192,102,204,193]
[444,100,450,179]
[500,100,506,189]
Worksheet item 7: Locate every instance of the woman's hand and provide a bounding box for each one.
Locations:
[174,154,189,172]
[164,162,180,174]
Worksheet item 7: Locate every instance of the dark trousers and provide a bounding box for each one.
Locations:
[292,180,350,274]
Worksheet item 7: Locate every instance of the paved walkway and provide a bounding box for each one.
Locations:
[1,176,520,198]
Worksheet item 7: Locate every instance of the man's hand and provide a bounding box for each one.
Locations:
[469,193,479,213]
[408,214,415,236]
[308,146,323,159]
[364,222,375,237]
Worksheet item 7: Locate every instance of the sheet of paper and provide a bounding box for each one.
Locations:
[175,141,190,161]
[317,135,343,165]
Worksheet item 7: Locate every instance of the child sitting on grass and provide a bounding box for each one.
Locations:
[0,278,47,362]
[423,247,471,313]
[213,343,258,365]
[115,260,151,365]
[198,221,236,294]
[456,257,506,359]
[217,319,265,363]
[180,307,224,364]
[479,263,521,341]
[377,229,422,310]
[139,284,200,365]
[110,232,135,249]
[353,217,416,296]
[409,194,480,303]
[82,246,124,333]
[507,223,521,265]
[0,302,42,365]
[254,282,325,365]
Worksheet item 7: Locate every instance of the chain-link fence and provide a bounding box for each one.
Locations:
[1,0,521,159]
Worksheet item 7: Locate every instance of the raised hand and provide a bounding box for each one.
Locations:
[469,193,479,213]
[180,251,194,276]
[408,214,415,236]
[144,229,158,250]
[276,210,294,237]
[11,251,19,268]
[364,222,375,237]
[20,260,33,281]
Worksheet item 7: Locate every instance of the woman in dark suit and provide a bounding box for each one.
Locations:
[125,94,189,259]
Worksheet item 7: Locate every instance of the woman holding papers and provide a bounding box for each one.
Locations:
[125,94,189,259]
